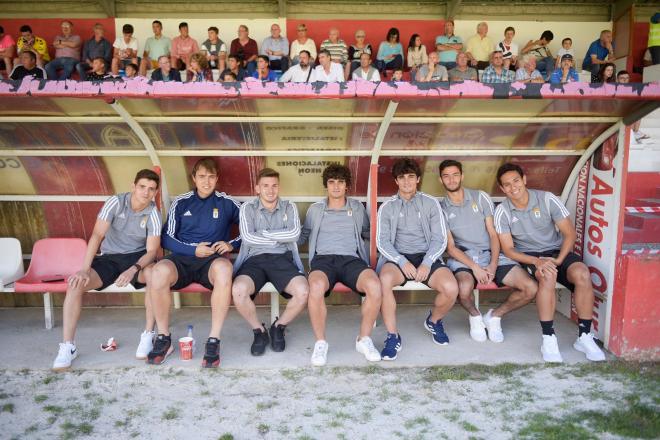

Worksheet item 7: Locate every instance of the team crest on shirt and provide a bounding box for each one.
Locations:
[140,216,147,229]
[472,203,479,213]
[213,208,219,219]
[533,208,541,218]
[347,210,352,217]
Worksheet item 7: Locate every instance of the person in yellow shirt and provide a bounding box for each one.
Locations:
[16,25,50,68]
[648,12,660,65]
[465,22,494,71]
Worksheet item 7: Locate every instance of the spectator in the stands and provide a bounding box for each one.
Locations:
[111,24,139,76]
[582,30,615,82]
[230,24,258,75]
[555,37,574,68]
[391,68,403,81]
[0,26,16,75]
[415,51,448,82]
[498,26,518,71]
[45,21,82,80]
[186,52,213,82]
[521,30,554,79]
[9,50,46,80]
[617,70,650,142]
[76,23,112,80]
[376,27,404,73]
[407,33,428,77]
[347,30,372,78]
[280,50,315,83]
[549,53,579,84]
[448,52,478,82]
[261,23,289,72]
[515,54,544,83]
[201,26,227,72]
[597,62,616,83]
[481,50,515,84]
[436,20,462,70]
[352,52,380,82]
[320,28,348,67]
[649,13,660,65]
[124,63,139,79]
[171,22,199,71]
[151,55,181,82]
[85,56,112,81]
[139,20,171,76]
[313,49,345,82]
[16,24,50,68]
[465,22,494,70]
[221,71,237,82]
[220,54,247,81]
[290,23,316,64]
[251,54,278,81]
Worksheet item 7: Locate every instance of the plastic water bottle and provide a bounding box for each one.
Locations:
[187,324,195,353]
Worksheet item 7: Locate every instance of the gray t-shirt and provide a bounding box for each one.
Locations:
[494,189,570,253]
[448,66,478,81]
[98,192,161,255]
[316,205,359,257]
[416,64,448,81]
[441,188,494,252]
[394,196,428,254]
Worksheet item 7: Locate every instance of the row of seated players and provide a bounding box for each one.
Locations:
[0,20,620,83]
[52,158,607,371]
[8,47,628,86]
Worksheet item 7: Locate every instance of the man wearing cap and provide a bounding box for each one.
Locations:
[550,54,579,84]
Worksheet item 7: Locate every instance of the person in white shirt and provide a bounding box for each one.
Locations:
[290,23,317,64]
[498,26,519,71]
[351,52,381,81]
[279,50,316,82]
[313,49,345,82]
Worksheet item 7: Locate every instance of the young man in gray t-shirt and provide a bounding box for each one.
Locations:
[52,169,162,371]
[494,163,605,363]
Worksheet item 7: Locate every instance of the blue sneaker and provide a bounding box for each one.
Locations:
[424,311,449,345]
[381,333,402,361]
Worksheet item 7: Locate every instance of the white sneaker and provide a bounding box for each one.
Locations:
[136,330,155,360]
[52,342,78,371]
[355,336,381,362]
[468,314,487,342]
[310,340,329,366]
[483,309,504,343]
[541,334,563,363]
[573,333,606,361]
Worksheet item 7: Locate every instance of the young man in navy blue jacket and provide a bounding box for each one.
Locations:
[146,158,241,367]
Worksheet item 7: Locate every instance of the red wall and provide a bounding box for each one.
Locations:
[0,18,116,61]
[286,19,444,65]
[625,171,660,206]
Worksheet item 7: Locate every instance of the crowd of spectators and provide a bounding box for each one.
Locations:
[0,18,658,84]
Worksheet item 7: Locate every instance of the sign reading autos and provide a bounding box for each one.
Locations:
[578,132,623,343]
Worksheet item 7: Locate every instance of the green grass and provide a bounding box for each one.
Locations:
[218,434,234,440]
[162,407,179,420]
[461,421,480,432]
[60,421,94,439]
[425,363,530,382]
[34,394,48,403]
[44,404,64,414]
[404,416,430,429]
[1,403,14,413]
[518,413,596,440]
[257,423,270,435]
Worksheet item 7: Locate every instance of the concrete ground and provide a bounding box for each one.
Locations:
[0,304,605,370]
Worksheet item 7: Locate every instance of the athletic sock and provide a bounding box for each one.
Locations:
[540,320,555,336]
[578,319,592,336]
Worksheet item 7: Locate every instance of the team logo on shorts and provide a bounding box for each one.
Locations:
[213,208,219,219]
[140,216,147,228]
[533,208,541,218]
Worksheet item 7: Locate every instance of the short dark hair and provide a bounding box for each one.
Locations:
[386,27,400,43]
[223,71,237,81]
[122,24,134,34]
[134,169,160,188]
[126,63,138,71]
[258,168,279,181]
[192,158,218,176]
[257,54,269,63]
[92,56,106,66]
[616,70,629,78]
[504,26,515,34]
[540,30,554,42]
[392,158,421,179]
[208,26,219,33]
[496,162,524,185]
[19,25,32,33]
[152,20,162,27]
[322,164,352,188]
[299,50,311,58]
[319,49,331,58]
[179,22,188,30]
[228,54,239,62]
[562,37,572,44]
[439,160,462,175]
[21,51,37,62]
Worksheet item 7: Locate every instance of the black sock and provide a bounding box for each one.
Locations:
[540,320,555,336]
[578,319,592,336]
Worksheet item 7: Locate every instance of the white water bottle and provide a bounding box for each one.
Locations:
[187,324,195,353]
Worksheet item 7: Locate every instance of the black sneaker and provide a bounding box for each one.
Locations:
[251,325,269,356]
[147,334,173,365]
[270,320,286,352]
[202,337,220,368]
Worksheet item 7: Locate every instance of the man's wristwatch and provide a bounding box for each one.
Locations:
[133,263,142,272]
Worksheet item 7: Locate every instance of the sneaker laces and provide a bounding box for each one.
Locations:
[361,337,377,353]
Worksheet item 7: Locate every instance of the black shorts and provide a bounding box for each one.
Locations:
[310,254,371,297]
[165,254,224,290]
[385,252,447,287]
[235,252,304,300]
[495,251,582,291]
[91,250,146,290]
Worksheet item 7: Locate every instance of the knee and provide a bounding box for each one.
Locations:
[150,264,172,289]
[364,279,382,301]
[210,259,232,284]
[231,283,251,302]
[522,281,538,301]
[309,278,328,296]
[291,283,309,303]
[571,265,591,288]
[441,280,459,299]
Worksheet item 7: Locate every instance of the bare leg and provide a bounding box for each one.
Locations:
[148,260,179,335]
[307,271,330,341]
[566,262,594,320]
[428,267,459,322]
[492,266,538,318]
[62,271,103,342]
[138,267,155,332]
[455,271,479,316]
[278,276,309,325]
[207,258,234,339]
[535,268,558,321]
[355,269,382,338]
[378,263,405,334]
[232,275,262,330]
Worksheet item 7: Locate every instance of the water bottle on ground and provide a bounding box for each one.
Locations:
[187,324,195,353]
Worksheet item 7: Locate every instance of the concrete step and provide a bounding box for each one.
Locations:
[624,212,660,231]
[623,226,660,245]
